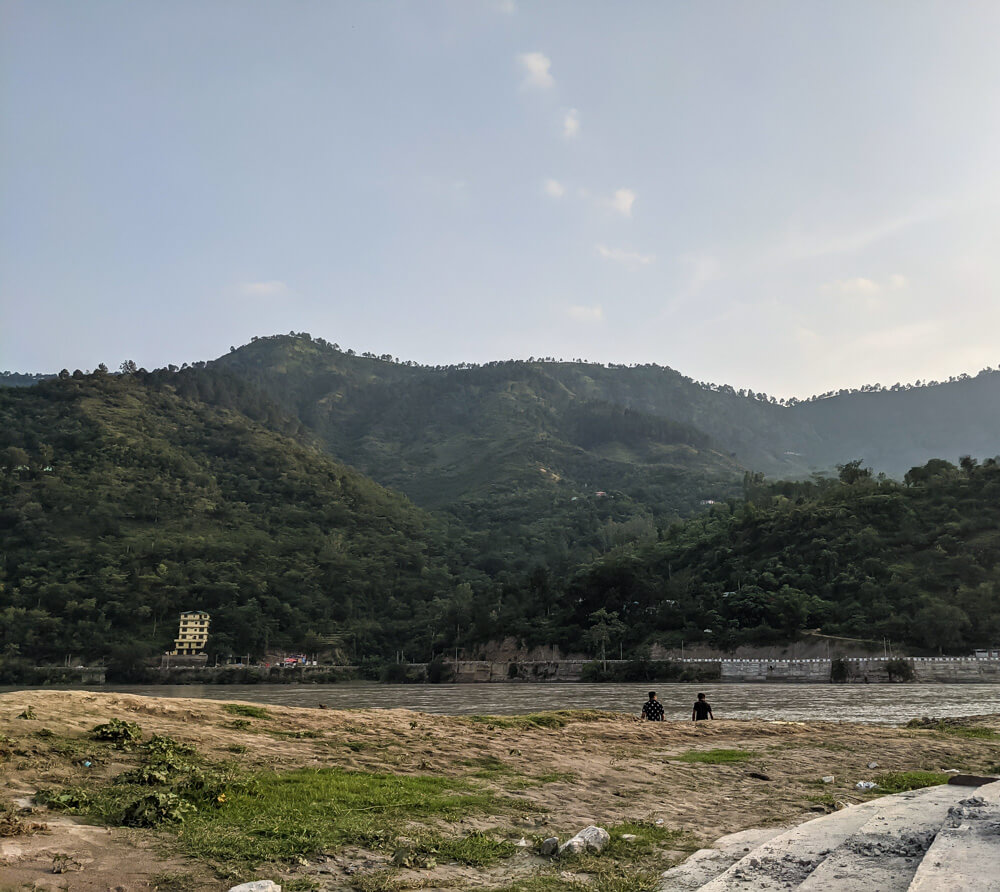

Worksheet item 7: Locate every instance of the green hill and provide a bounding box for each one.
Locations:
[543,458,1000,656]
[210,336,747,569]
[0,370,467,667]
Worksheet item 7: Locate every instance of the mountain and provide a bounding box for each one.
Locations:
[0,369,467,665]
[210,335,748,572]
[787,373,1000,476]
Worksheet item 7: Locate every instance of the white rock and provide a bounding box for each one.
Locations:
[228,883,281,892]
[867,761,879,769]
[558,836,588,856]
[855,780,877,791]
[822,775,835,784]
[516,837,530,848]
[558,825,610,856]
[620,833,638,841]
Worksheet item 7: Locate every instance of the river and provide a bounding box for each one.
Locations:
[8,682,1000,724]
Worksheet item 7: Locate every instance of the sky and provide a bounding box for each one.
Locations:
[3,1,1000,398]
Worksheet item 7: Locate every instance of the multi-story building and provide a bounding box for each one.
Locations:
[172,611,210,655]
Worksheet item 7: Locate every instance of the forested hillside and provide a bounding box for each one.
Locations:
[0,370,472,667]
[3,337,1000,668]
[211,335,746,571]
[530,458,1000,657]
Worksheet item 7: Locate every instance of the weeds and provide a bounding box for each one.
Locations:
[872,771,950,793]
[91,718,143,747]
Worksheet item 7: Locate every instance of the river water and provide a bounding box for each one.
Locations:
[12,682,1000,725]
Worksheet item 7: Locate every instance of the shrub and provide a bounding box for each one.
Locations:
[91,718,143,746]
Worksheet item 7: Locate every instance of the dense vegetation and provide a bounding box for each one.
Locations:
[528,458,1000,656]
[3,335,1000,670]
[0,370,471,669]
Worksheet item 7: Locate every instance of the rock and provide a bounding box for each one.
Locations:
[227,883,281,892]
[822,775,835,784]
[540,836,559,856]
[558,825,610,856]
[855,780,877,790]
[516,837,530,848]
[867,761,879,769]
[620,833,637,842]
[558,836,588,856]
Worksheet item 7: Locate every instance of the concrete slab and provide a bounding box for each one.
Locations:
[658,827,789,891]
[908,783,1000,892]
[797,785,966,892]
[693,800,887,892]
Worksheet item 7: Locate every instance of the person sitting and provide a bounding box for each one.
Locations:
[641,691,664,721]
[692,692,713,721]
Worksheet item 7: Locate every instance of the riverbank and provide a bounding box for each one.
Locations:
[2,691,999,891]
[11,654,1000,688]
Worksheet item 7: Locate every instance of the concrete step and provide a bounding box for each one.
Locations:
[796,784,966,892]
[658,827,788,891]
[907,780,1000,892]
[690,799,889,892]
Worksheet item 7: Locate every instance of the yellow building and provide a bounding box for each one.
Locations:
[172,611,210,655]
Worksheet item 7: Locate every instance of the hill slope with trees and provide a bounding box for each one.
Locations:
[0,370,471,669]
[537,458,1000,658]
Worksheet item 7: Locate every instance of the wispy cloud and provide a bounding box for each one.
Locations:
[610,188,636,217]
[563,108,580,138]
[596,244,654,269]
[568,304,604,322]
[518,52,554,89]
[543,178,565,198]
[821,274,908,295]
[239,280,288,297]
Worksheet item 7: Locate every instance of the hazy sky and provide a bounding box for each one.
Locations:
[3,1,1000,397]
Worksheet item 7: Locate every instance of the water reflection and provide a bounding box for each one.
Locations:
[14,682,1000,725]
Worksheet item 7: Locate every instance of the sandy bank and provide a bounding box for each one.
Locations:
[2,691,998,891]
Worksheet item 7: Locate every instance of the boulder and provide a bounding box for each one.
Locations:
[540,836,559,856]
[558,825,610,856]
[227,883,281,892]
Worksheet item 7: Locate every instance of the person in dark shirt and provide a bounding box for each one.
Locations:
[641,691,664,721]
[692,692,713,721]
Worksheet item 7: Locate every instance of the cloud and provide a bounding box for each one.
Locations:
[239,280,288,297]
[596,244,654,268]
[563,108,580,138]
[543,178,565,198]
[568,304,604,322]
[518,52,554,89]
[821,274,908,295]
[611,188,636,217]
[495,0,516,12]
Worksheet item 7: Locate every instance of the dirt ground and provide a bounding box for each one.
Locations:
[2,690,999,891]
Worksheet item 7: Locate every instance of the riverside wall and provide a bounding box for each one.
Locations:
[71,656,1000,685]
[450,656,1000,684]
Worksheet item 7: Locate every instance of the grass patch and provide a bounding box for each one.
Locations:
[171,767,529,867]
[407,829,519,867]
[463,710,610,731]
[675,748,754,764]
[873,771,951,793]
[222,703,270,719]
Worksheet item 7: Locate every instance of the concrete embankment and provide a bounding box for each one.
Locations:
[21,656,999,686]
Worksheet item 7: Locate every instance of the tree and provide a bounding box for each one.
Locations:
[585,608,625,670]
[836,459,871,485]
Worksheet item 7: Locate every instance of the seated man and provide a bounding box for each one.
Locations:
[641,691,664,721]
